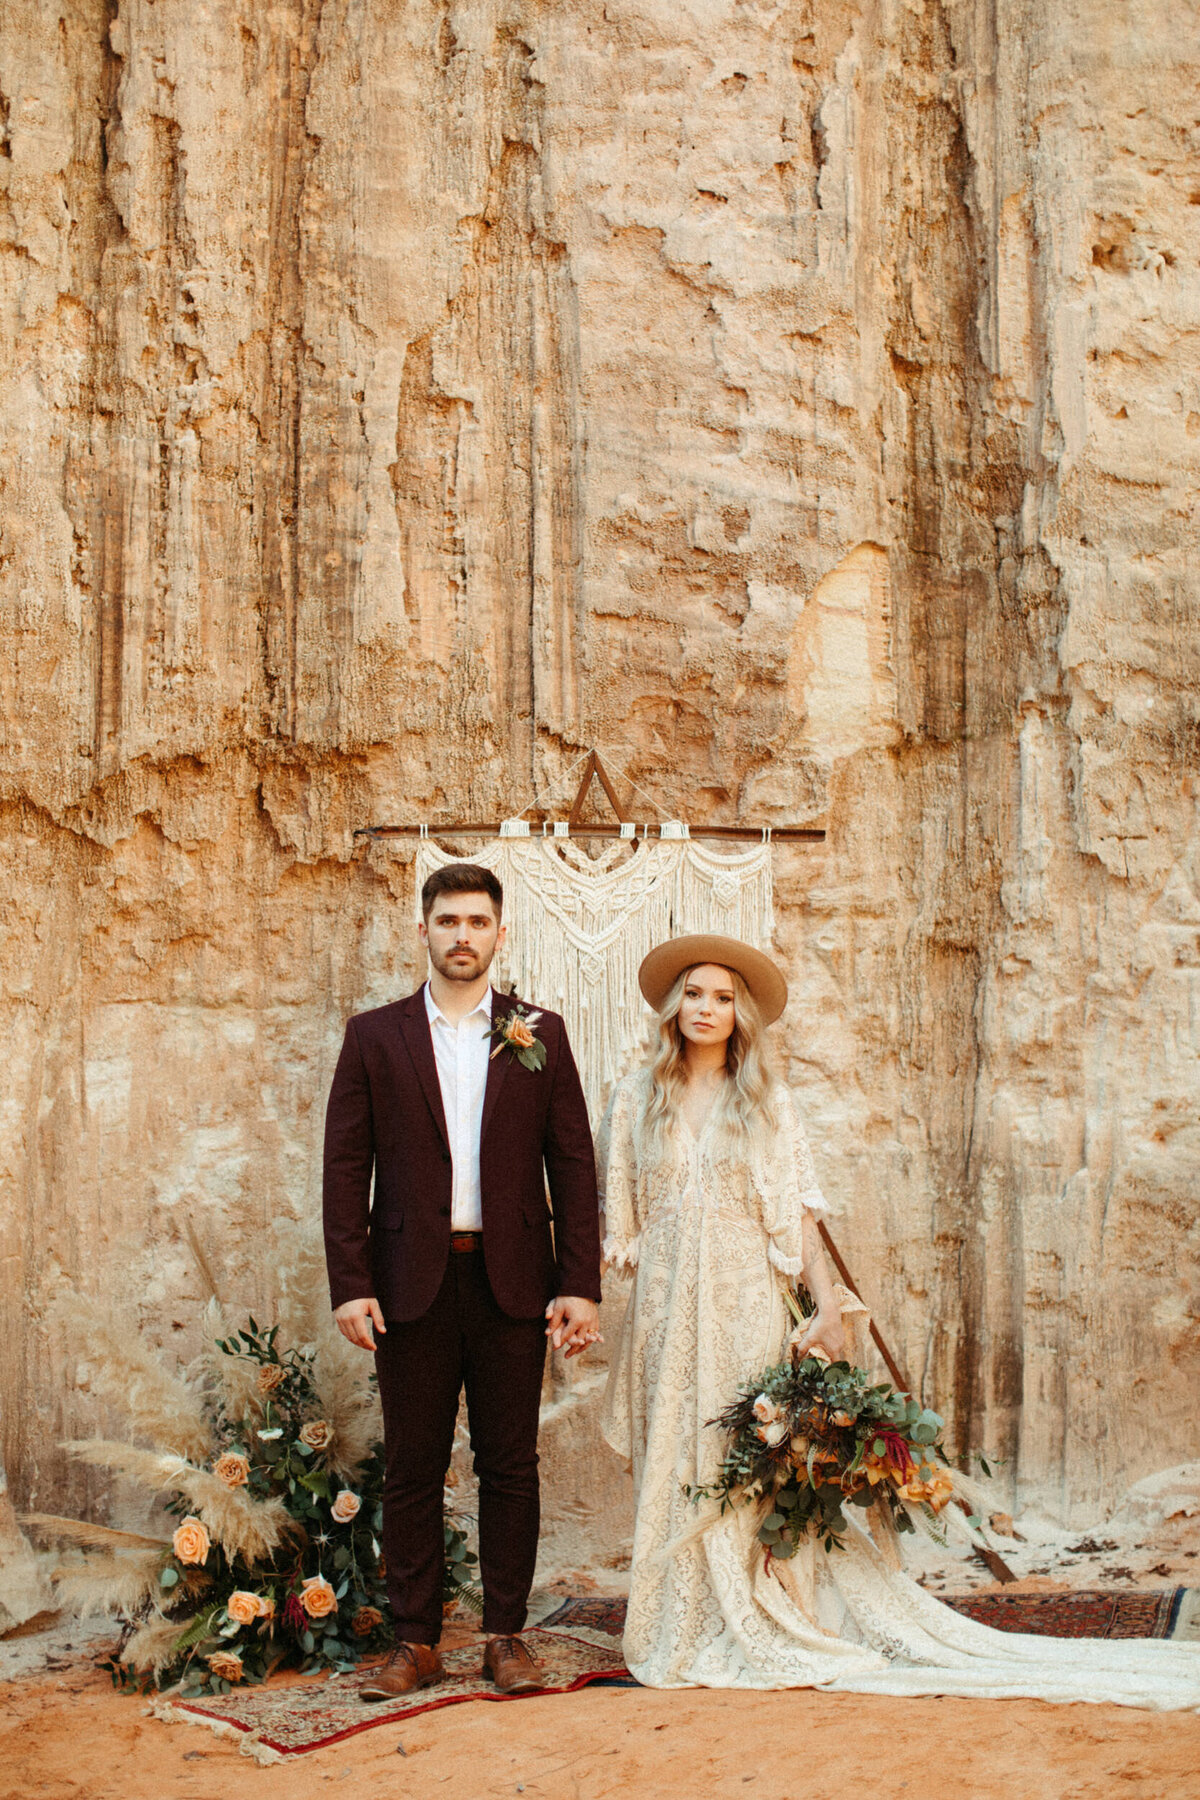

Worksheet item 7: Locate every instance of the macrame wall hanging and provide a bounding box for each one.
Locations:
[360,750,823,1122]
[414,827,773,1119]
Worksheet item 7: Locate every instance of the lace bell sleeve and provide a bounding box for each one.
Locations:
[597,1076,642,1273]
[761,1086,831,1278]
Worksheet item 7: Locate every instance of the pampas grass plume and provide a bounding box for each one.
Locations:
[123,1613,194,1674]
[61,1442,293,1562]
[64,1294,212,1463]
[52,1550,164,1619]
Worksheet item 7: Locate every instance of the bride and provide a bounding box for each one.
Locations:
[598,934,1200,1708]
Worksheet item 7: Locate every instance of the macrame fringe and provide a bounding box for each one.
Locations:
[147,1696,284,1764]
[415,835,774,1119]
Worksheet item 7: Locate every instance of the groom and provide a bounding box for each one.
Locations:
[322,862,602,1698]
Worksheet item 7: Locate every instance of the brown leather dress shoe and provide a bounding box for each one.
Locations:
[359,1640,445,1701]
[482,1634,545,1694]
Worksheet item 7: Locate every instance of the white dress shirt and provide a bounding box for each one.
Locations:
[424,980,493,1232]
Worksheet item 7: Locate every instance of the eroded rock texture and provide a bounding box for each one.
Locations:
[2,0,1198,1545]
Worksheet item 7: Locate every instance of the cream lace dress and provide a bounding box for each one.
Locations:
[598,1070,1200,1708]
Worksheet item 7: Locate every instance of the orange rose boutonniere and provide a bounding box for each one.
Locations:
[488,1005,547,1072]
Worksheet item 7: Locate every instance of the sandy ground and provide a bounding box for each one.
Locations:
[3,1641,1200,1800]
[4,1489,1200,1800]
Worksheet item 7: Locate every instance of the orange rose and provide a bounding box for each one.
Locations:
[227,1590,263,1626]
[351,1605,384,1637]
[207,1650,244,1682]
[172,1516,211,1566]
[257,1363,286,1395]
[505,1018,535,1049]
[257,1593,275,1622]
[299,1575,338,1618]
[213,1451,250,1488]
[330,1490,361,1524]
[300,1420,334,1452]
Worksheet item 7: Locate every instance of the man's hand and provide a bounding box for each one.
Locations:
[334,1297,386,1351]
[545,1296,602,1359]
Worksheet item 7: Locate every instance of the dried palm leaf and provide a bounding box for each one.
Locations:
[63,1295,212,1462]
[20,1512,168,1551]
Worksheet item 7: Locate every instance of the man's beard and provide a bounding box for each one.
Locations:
[429,943,494,983]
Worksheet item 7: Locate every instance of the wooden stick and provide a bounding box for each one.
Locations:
[816,1220,1017,1585]
[354,823,826,842]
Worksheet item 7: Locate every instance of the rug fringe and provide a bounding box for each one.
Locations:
[146,1697,284,1764]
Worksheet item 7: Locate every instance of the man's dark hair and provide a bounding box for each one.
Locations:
[420,862,504,920]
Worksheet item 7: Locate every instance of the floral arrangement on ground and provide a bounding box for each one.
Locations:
[24,1221,479,1697]
[689,1308,991,1561]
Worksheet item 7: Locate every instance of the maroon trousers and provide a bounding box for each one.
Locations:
[373,1246,547,1645]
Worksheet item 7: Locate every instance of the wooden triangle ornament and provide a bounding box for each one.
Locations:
[567,751,631,827]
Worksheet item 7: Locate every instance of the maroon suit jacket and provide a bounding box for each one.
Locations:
[322,986,602,1322]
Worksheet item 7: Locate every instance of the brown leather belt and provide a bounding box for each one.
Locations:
[449,1231,482,1255]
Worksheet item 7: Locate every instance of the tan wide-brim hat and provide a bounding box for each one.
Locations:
[638,934,788,1025]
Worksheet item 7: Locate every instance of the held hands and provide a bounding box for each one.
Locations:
[789,1306,847,1364]
[545,1295,602,1359]
[334,1297,386,1351]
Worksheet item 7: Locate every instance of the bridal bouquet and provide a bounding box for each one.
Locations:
[688,1349,962,1557]
[27,1227,480,1698]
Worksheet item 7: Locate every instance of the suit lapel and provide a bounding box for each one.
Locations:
[480,991,516,1143]
[398,988,450,1150]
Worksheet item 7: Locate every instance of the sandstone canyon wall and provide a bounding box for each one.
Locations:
[1,0,1198,1552]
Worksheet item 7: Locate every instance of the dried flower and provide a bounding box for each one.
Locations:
[212,1451,250,1489]
[330,1490,361,1524]
[207,1650,244,1682]
[299,1575,338,1618]
[300,1419,334,1452]
[351,1605,384,1637]
[171,1516,210,1566]
[257,1364,286,1396]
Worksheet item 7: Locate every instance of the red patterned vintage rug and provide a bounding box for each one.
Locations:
[541,1589,1195,1641]
[151,1590,1195,1761]
[151,1625,627,1762]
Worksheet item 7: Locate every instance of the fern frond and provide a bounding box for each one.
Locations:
[454,1582,485,1618]
[164,1603,222,1661]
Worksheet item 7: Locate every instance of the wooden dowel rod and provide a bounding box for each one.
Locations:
[354,824,826,842]
[815,1220,1016,1584]
[817,1220,912,1393]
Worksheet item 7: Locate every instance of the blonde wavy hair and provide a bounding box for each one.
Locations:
[643,963,779,1159]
